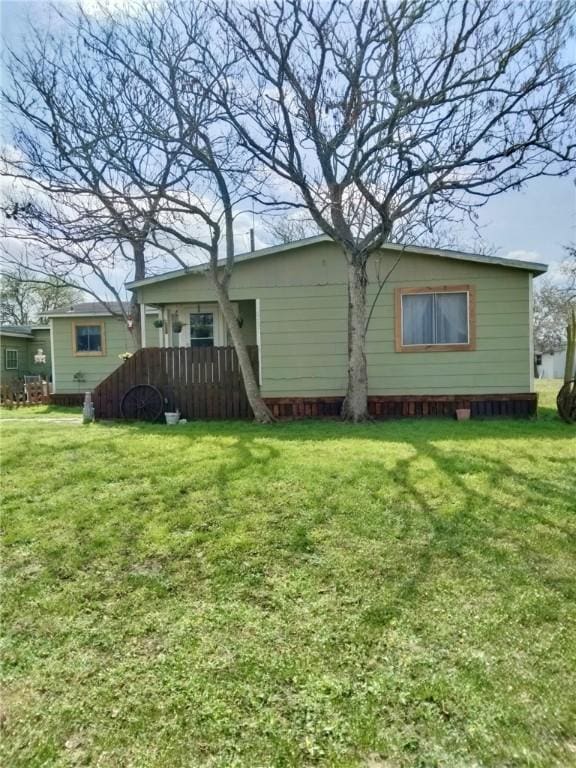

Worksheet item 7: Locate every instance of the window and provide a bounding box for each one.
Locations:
[189,312,214,347]
[73,322,105,355]
[535,353,543,365]
[395,286,475,352]
[5,349,18,370]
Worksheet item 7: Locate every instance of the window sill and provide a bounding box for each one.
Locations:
[396,342,475,353]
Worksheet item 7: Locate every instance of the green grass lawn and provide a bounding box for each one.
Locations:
[1,382,575,767]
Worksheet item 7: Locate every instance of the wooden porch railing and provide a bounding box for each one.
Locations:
[93,346,259,420]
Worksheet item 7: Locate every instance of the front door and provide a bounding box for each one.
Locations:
[188,311,214,347]
[167,303,235,348]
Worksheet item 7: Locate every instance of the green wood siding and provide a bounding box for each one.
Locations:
[0,328,51,383]
[51,313,159,393]
[28,329,52,379]
[137,242,534,397]
[0,335,30,382]
[236,300,257,346]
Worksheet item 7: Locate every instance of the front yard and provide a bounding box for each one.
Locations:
[1,382,575,767]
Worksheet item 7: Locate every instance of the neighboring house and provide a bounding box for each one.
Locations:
[45,302,159,394]
[535,346,575,380]
[123,235,546,414]
[0,325,51,384]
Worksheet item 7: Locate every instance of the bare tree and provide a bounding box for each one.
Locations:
[560,245,576,300]
[0,266,83,325]
[73,0,275,421]
[217,0,576,420]
[264,213,321,245]
[1,8,199,343]
[534,281,575,354]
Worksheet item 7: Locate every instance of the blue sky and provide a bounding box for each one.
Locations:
[1,0,575,273]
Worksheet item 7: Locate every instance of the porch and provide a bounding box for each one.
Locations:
[142,300,257,350]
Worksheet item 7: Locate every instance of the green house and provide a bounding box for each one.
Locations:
[123,236,547,416]
[0,325,51,384]
[46,302,159,395]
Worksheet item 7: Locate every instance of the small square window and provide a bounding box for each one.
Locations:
[74,323,104,354]
[5,349,18,370]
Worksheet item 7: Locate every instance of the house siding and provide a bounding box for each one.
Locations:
[137,241,533,397]
[0,335,30,382]
[28,329,52,379]
[51,313,158,393]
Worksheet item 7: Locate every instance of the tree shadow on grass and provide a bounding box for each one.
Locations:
[344,438,575,631]
[8,413,573,627]
[95,410,574,445]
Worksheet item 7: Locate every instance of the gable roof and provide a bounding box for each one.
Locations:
[44,301,127,318]
[125,235,548,290]
[44,301,159,318]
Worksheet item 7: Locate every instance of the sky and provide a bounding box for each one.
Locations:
[1,0,575,291]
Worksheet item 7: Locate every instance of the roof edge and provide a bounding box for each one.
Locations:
[126,236,548,290]
[45,307,159,318]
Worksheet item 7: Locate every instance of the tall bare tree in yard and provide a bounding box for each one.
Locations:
[75,1,274,421]
[1,13,200,344]
[0,266,82,325]
[218,0,576,421]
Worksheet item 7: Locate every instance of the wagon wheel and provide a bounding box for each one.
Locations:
[556,379,576,424]
[120,384,164,421]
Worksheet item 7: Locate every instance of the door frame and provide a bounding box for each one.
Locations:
[166,303,236,348]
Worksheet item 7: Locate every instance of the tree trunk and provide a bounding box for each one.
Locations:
[342,259,369,422]
[129,242,146,350]
[129,295,142,349]
[211,277,275,423]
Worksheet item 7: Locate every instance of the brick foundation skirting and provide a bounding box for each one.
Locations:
[264,393,538,420]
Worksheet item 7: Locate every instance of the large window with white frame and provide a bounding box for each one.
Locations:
[395,285,475,352]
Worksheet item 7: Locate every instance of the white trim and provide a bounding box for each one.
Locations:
[255,298,263,386]
[167,302,233,348]
[140,303,147,348]
[158,308,165,347]
[126,236,548,290]
[528,273,534,393]
[5,348,19,370]
[49,318,57,392]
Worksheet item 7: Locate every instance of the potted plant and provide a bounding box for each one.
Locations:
[153,318,164,329]
[172,320,184,334]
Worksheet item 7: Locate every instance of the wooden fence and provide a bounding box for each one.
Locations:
[0,382,50,407]
[93,346,259,420]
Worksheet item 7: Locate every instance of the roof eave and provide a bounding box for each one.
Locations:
[0,331,34,338]
[126,235,548,289]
